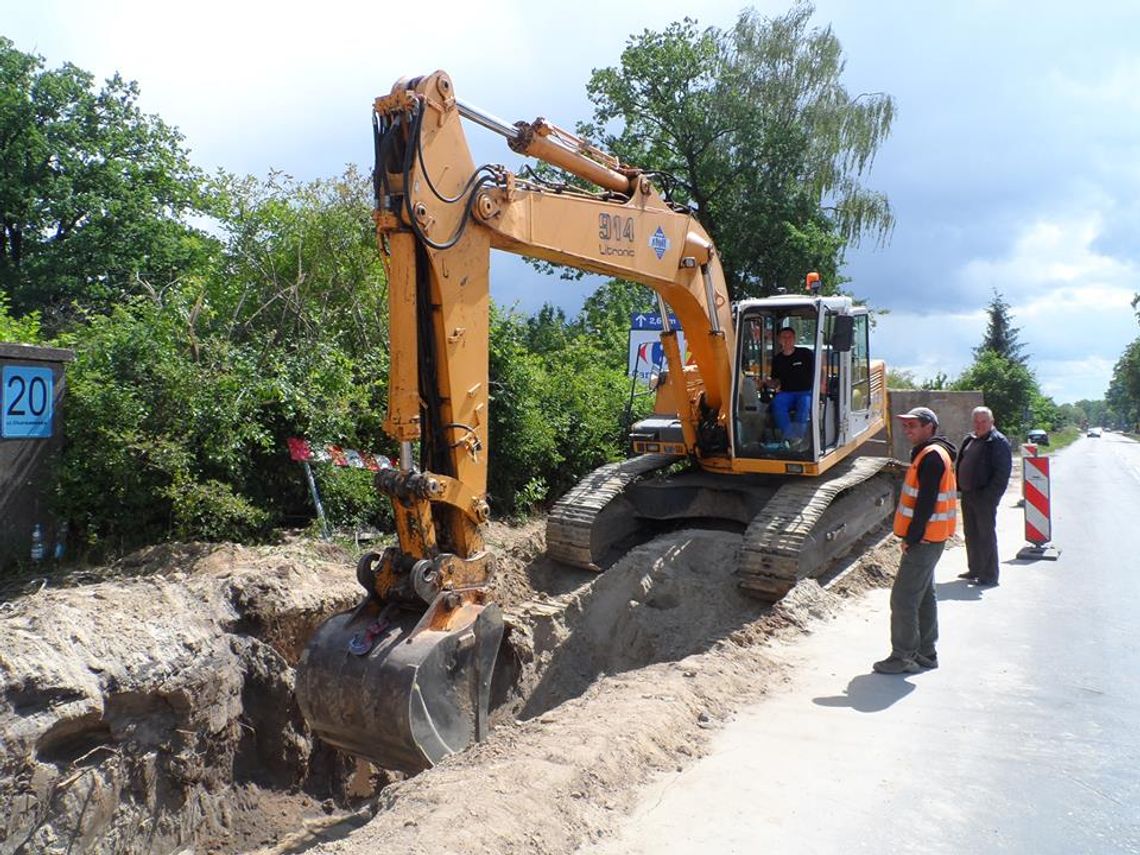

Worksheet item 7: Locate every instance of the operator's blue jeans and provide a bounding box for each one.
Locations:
[772,391,812,439]
[890,540,943,659]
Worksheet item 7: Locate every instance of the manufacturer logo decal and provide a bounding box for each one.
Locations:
[650,227,670,260]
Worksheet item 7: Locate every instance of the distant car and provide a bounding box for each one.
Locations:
[1088,427,1102,438]
[1027,429,1050,446]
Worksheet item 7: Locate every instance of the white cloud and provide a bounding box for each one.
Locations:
[1034,355,1119,404]
[886,212,1139,403]
[958,213,1133,297]
[874,309,982,388]
[1050,55,1140,114]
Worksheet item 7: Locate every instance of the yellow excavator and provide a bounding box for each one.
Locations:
[295,71,896,774]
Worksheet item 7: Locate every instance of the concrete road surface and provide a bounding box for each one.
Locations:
[581,433,1140,854]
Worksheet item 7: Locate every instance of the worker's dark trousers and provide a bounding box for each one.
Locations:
[890,541,944,659]
[961,493,1000,583]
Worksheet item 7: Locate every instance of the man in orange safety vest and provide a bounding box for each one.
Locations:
[874,406,958,675]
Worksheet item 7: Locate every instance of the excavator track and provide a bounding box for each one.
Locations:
[736,456,900,601]
[546,453,682,569]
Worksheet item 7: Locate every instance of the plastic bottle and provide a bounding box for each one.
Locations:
[30,524,45,562]
[54,521,68,561]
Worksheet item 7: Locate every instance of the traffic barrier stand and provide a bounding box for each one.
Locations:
[1016,450,1060,560]
[287,438,393,539]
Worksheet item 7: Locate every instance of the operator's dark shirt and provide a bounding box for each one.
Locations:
[772,347,814,392]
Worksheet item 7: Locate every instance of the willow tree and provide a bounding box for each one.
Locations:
[582,2,895,299]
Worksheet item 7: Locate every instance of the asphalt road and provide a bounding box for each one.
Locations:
[581,432,1140,854]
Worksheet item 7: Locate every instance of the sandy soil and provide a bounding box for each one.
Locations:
[0,519,904,855]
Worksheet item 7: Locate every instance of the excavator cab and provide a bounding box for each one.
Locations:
[733,308,817,459]
[731,296,872,468]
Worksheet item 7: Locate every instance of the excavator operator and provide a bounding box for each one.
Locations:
[765,326,814,446]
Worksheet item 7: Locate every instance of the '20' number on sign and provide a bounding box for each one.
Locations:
[5,373,49,418]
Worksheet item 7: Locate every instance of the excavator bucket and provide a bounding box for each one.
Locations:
[295,593,503,774]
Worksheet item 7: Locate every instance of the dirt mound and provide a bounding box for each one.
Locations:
[0,521,900,854]
[314,528,900,855]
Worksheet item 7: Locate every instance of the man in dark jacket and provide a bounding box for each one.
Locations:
[874,407,958,674]
[955,406,1012,587]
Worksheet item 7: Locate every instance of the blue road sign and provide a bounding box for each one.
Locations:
[2,365,54,439]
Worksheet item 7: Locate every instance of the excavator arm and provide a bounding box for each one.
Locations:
[296,70,739,773]
[373,69,741,597]
[297,71,900,772]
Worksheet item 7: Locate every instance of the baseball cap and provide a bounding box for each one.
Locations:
[896,406,938,427]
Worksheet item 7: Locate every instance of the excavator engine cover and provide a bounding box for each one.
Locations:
[296,594,504,774]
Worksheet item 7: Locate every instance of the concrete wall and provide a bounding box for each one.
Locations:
[887,389,985,460]
[1,343,75,571]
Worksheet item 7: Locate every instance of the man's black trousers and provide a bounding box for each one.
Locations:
[961,492,1000,583]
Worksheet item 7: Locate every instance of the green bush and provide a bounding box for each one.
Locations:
[487,307,652,517]
[166,478,271,542]
[51,285,391,557]
[312,465,391,531]
[0,290,40,342]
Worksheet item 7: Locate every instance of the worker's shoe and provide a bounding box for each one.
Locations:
[956,572,977,581]
[914,652,939,669]
[872,655,921,674]
[973,578,999,588]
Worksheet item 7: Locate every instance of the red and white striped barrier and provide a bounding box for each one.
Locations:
[287,437,392,471]
[1017,450,1060,560]
[1023,456,1051,545]
[286,438,393,538]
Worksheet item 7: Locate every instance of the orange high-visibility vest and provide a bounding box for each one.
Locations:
[893,444,957,542]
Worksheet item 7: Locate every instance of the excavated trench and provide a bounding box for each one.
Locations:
[0,524,893,854]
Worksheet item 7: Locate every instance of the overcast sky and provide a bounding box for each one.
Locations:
[7,0,1140,405]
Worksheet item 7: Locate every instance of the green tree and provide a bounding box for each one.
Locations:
[1056,402,1086,428]
[0,37,215,329]
[886,368,917,389]
[1106,338,1140,429]
[207,168,388,370]
[1075,398,1108,427]
[952,350,1037,437]
[0,288,39,342]
[525,304,575,356]
[974,289,1028,365]
[488,302,654,518]
[582,3,894,298]
[922,370,950,390]
[1028,391,1059,431]
[52,168,393,555]
[577,279,658,370]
